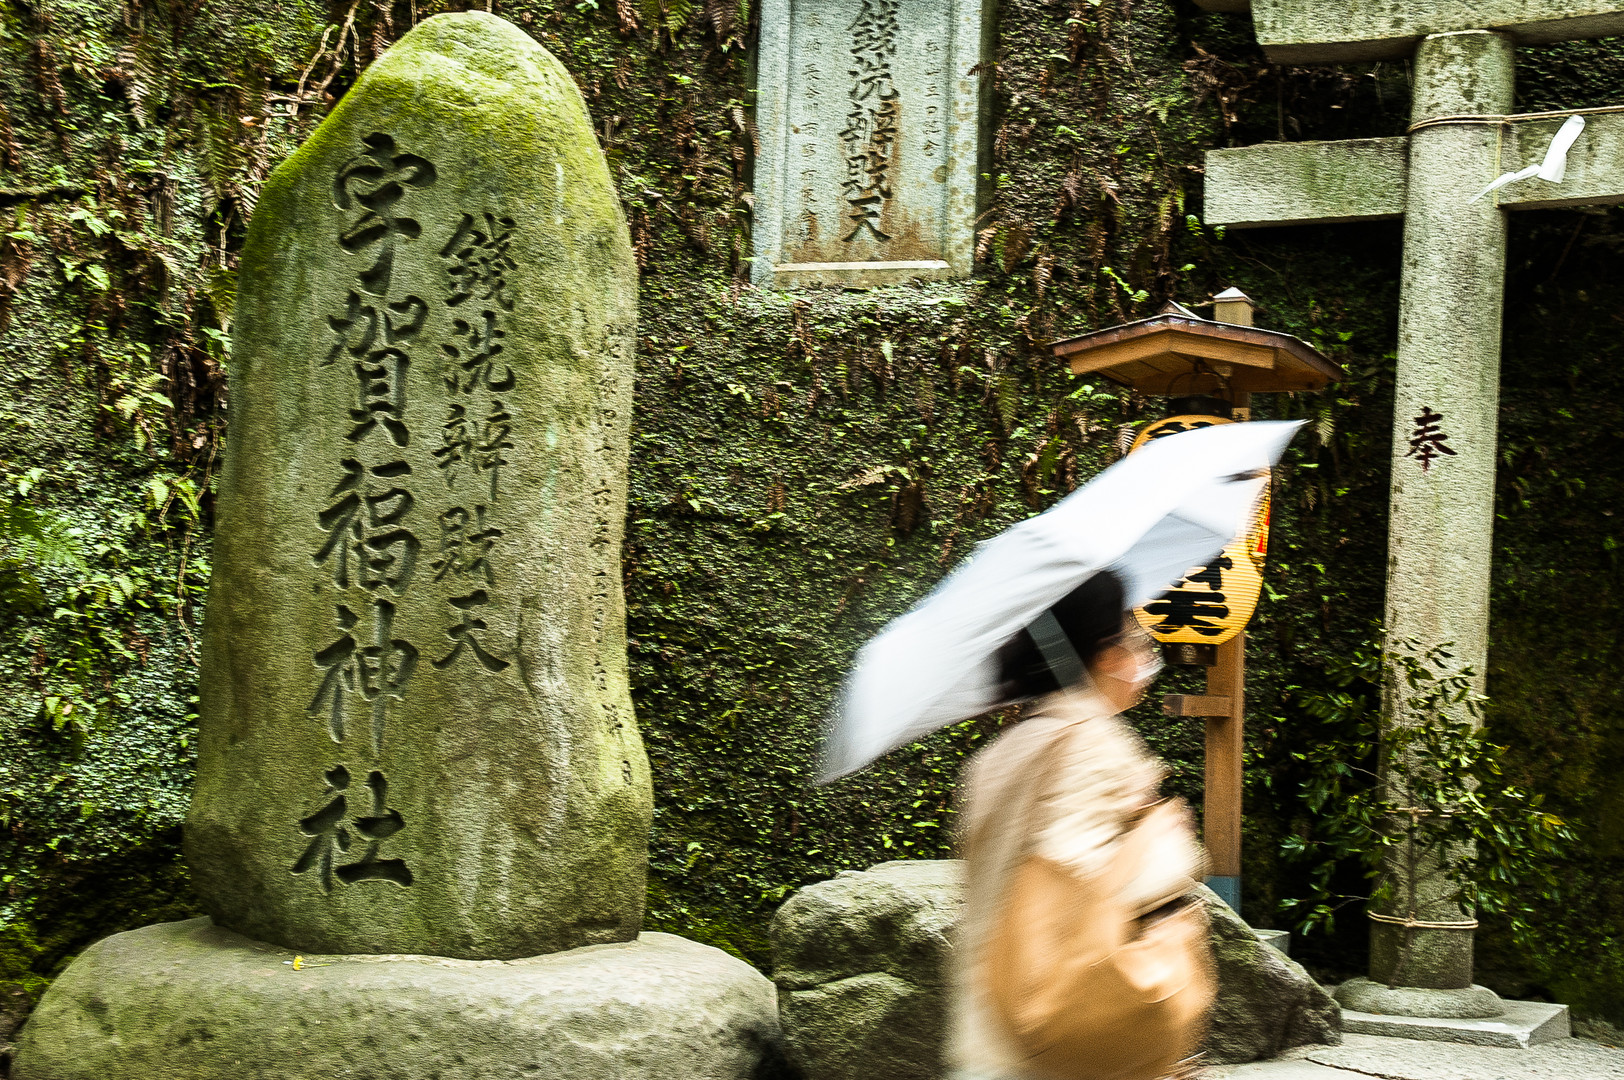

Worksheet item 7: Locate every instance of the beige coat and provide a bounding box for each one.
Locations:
[947,688,1203,1080]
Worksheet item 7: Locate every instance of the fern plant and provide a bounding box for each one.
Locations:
[0,468,85,613]
[639,0,697,38]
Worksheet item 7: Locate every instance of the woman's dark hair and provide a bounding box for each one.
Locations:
[994,570,1129,701]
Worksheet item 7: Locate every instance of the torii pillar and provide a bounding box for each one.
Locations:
[1200,1,1624,1018]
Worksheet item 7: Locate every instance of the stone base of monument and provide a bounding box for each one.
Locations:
[1335,977,1507,1019]
[12,918,785,1080]
[1334,978,1569,1050]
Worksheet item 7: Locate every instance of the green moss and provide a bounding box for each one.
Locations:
[0,926,48,1008]
[641,879,769,964]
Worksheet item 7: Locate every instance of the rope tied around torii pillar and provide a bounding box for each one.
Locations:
[1407,101,1624,133]
[1368,912,1481,931]
[1366,803,1483,929]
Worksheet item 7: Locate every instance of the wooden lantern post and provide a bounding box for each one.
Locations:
[1051,290,1341,915]
[1200,288,1254,914]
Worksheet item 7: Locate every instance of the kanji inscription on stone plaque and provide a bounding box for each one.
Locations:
[752,0,987,288]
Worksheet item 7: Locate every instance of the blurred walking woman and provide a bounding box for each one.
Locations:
[822,422,1299,1077]
[949,571,1215,1080]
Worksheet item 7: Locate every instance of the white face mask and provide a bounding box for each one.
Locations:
[1111,625,1162,690]
[1093,630,1161,693]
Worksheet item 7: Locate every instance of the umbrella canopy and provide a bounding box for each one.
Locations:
[821,419,1303,781]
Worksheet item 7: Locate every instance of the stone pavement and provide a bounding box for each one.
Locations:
[1202,1032,1624,1080]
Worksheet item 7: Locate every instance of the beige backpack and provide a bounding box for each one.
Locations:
[982,793,1216,1080]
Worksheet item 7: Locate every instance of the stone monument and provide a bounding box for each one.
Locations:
[752,0,989,288]
[1198,0,1621,1032]
[12,14,780,1078]
[184,4,650,963]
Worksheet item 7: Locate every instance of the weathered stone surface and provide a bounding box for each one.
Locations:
[1500,112,1624,212]
[1335,977,1504,1019]
[752,0,988,288]
[1335,997,1572,1050]
[1370,29,1516,994]
[1207,116,1624,227]
[1249,1,1624,64]
[771,860,963,1080]
[12,918,786,1080]
[1316,1030,1615,1076]
[1203,137,1408,229]
[1196,884,1342,1065]
[769,864,1340,1078]
[185,11,648,960]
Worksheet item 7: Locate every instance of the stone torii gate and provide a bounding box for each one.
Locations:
[1199,1,1624,1022]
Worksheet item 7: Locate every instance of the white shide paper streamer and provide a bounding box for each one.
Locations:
[1470,113,1586,204]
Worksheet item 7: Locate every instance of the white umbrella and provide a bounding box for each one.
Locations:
[821,419,1303,781]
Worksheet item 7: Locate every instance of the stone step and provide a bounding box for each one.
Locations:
[1202,1031,1624,1080]
[1340,997,1570,1050]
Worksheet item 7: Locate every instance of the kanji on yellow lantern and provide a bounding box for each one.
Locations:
[1129,415,1272,646]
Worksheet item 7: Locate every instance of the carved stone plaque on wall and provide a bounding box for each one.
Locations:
[752,0,987,288]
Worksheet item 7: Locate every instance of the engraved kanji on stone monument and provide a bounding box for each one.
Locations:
[186,12,651,961]
[752,0,988,287]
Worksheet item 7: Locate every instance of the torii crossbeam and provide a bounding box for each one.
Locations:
[1199,0,1624,1020]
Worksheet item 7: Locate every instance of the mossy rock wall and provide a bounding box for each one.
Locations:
[3,0,1624,1037]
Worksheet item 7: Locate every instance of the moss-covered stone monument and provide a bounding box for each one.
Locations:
[12,14,781,1078]
[184,2,650,963]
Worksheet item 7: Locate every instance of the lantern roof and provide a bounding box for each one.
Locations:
[1050,299,1342,396]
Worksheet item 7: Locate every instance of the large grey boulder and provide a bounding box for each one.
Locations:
[772,860,964,1080]
[1194,883,1342,1064]
[13,918,786,1080]
[770,861,1339,1079]
[187,10,649,961]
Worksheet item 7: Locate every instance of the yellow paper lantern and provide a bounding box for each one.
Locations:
[1129,415,1271,646]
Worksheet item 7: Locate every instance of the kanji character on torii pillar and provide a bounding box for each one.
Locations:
[1197,2,1624,1023]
